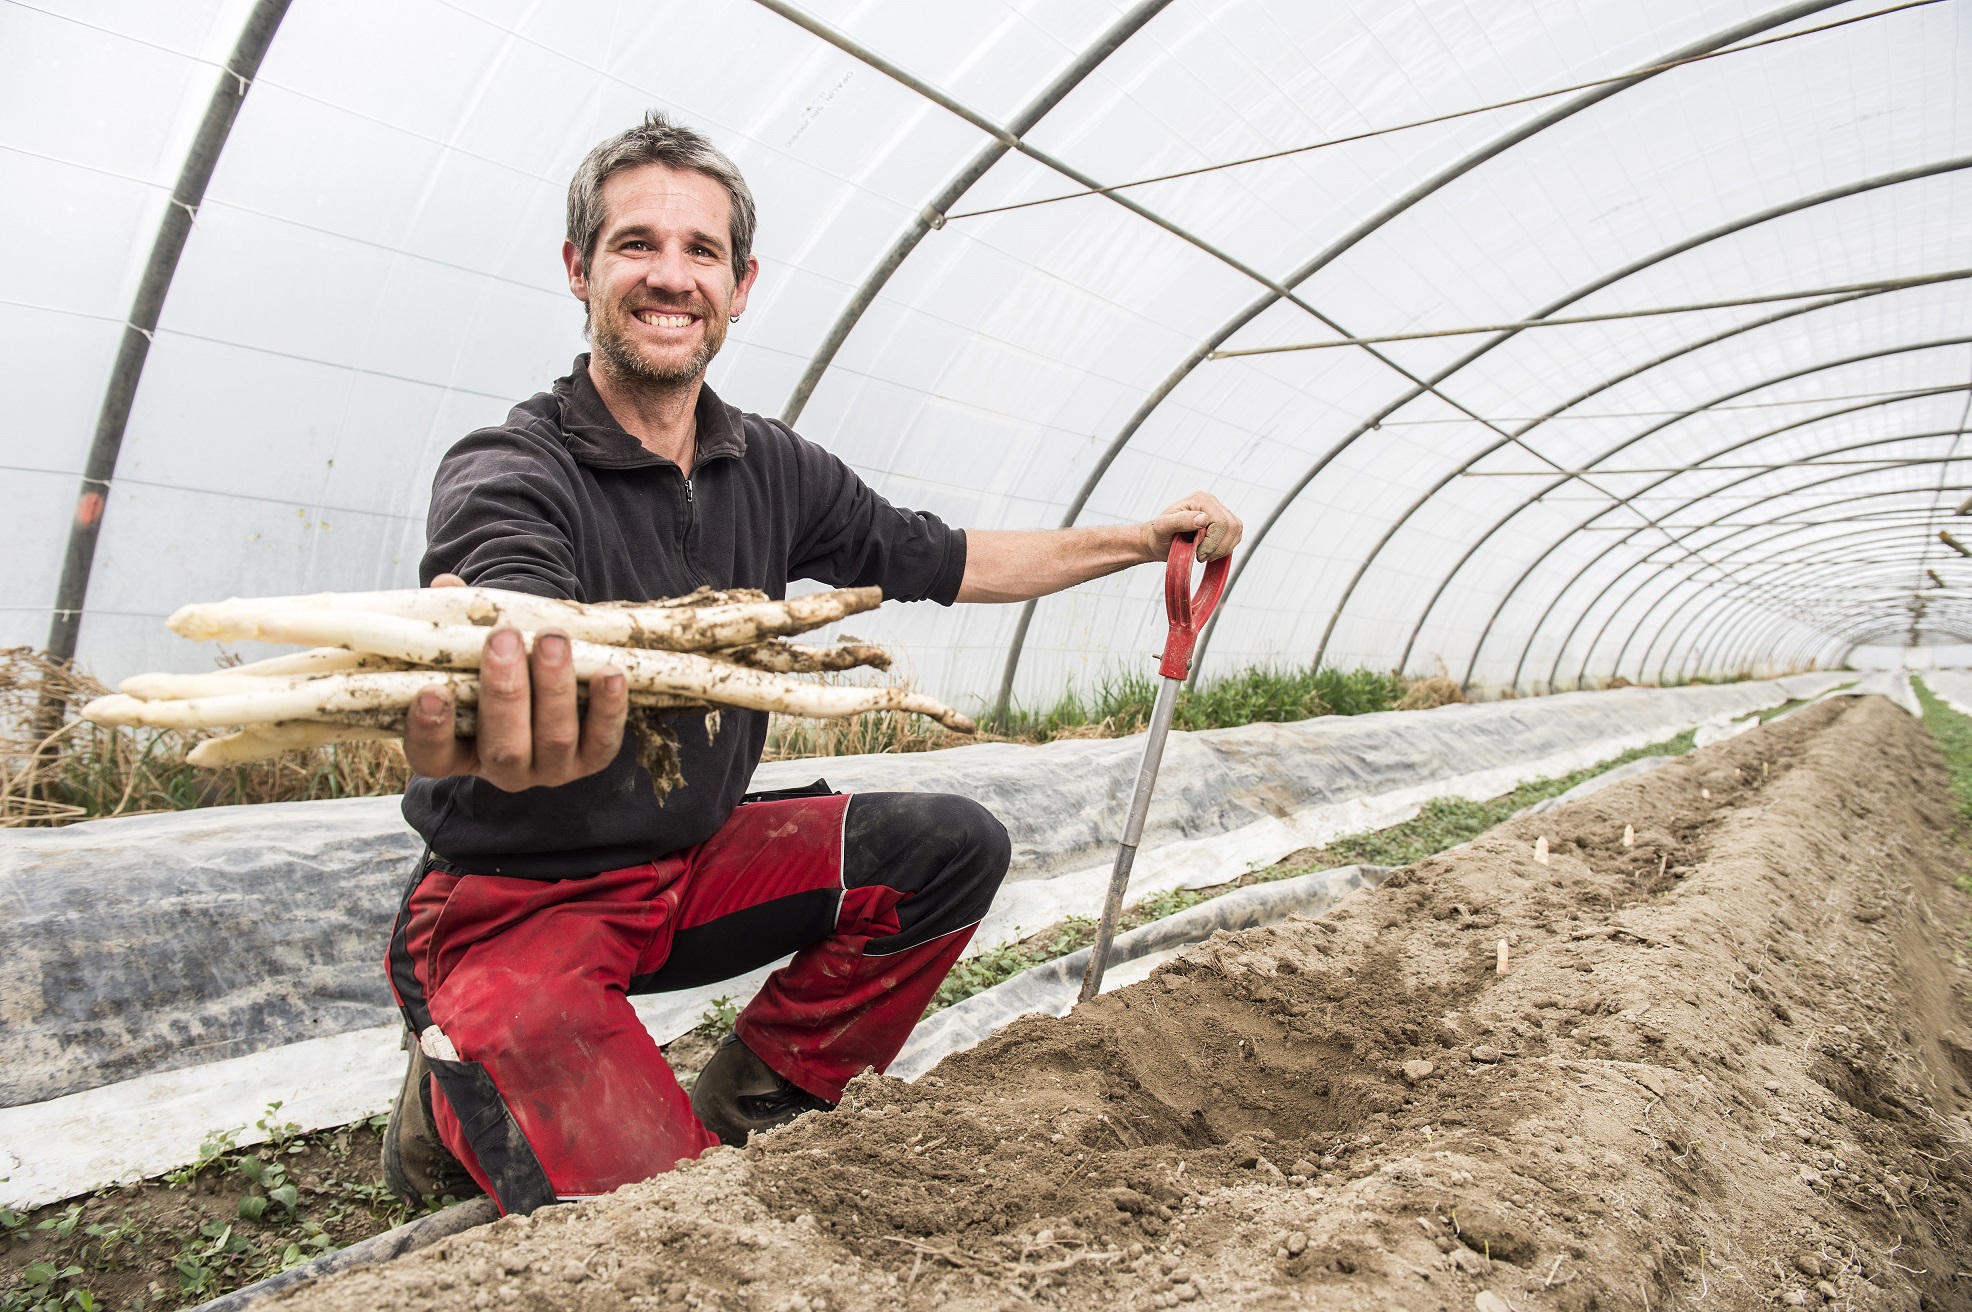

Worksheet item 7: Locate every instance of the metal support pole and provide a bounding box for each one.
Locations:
[45,0,291,667]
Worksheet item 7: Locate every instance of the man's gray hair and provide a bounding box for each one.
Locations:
[567,111,756,283]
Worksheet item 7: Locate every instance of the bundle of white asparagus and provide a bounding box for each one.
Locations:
[82,584,974,796]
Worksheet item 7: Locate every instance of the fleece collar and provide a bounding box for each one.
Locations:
[553,353,747,471]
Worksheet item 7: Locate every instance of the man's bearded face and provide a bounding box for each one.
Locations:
[577,164,751,391]
[591,283,725,387]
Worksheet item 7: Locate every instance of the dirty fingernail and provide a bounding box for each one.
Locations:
[490,628,520,657]
[538,633,569,660]
[604,673,625,697]
[416,691,444,717]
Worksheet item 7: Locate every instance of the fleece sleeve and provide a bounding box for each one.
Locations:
[420,427,582,601]
[779,426,967,605]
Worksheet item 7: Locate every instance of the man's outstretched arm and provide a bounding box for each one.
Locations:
[955,490,1242,604]
[407,490,1242,788]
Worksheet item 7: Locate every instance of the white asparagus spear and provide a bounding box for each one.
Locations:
[85,674,483,730]
[169,585,881,651]
[225,647,403,678]
[187,722,402,766]
[136,610,975,730]
[120,638,890,701]
[121,666,417,701]
[722,640,892,673]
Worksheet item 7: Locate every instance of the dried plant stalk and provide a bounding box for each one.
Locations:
[3,646,411,827]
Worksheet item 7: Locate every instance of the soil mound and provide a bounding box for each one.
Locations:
[285,696,1972,1312]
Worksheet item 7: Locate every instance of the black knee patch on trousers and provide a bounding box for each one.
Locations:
[389,854,559,1215]
[844,792,1011,956]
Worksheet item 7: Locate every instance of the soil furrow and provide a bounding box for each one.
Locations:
[284,696,1972,1312]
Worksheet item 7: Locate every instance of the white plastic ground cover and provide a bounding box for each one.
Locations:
[1692,715,1760,747]
[890,863,1390,1082]
[1920,670,1972,718]
[1513,753,1675,817]
[0,1025,408,1220]
[0,674,1847,1207]
[1825,670,1920,716]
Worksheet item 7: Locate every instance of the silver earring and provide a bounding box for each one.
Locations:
[730,312,742,322]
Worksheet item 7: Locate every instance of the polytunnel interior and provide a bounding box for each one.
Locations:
[5,0,1970,708]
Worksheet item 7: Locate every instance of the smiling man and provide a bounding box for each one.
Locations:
[382,112,1242,1215]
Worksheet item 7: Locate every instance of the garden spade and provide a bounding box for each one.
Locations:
[1077,531,1229,1002]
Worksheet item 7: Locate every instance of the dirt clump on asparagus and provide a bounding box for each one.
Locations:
[280,695,1972,1312]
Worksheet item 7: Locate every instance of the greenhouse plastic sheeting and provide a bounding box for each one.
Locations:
[1826,669,1920,715]
[1513,752,1675,816]
[5,0,1969,709]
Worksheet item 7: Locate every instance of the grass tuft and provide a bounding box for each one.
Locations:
[1300,730,1693,869]
[1909,678,1972,897]
[997,662,1418,741]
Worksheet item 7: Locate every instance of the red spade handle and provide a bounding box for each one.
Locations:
[1159,532,1230,679]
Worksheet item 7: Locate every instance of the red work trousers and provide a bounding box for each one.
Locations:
[386,789,1007,1213]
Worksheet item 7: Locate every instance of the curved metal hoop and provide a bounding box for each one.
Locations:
[1387,285,1928,674]
[1619,499,1972,681]
[775,0,1177,426]
[1463,341,1972,689]
[1581,463,1972,687]
[1197,159,1972,686]
[1643,514,1972,680]
[1623,517,1972,684]
[1498,381,1972,690]
[1585,505,1968,688]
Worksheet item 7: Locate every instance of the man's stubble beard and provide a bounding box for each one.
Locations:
[590,295,728,391]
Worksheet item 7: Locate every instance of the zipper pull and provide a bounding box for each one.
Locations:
[684,478,694,503]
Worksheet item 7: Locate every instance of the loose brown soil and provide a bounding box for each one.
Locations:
[284,696,1972,1312]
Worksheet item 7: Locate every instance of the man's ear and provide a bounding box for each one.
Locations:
[562,239,590,305]
[729,255,761,319]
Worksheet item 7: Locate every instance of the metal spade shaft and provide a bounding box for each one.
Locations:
[1077,533,1228,1003]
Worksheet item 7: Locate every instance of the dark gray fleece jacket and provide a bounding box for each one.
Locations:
[401,356,967,878]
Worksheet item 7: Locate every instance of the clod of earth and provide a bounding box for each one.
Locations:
[82,584,973,795]
[278,697,1972,1311]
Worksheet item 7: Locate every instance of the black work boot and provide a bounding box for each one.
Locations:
[381,1032,485,1209]
[690,1032,835,1146]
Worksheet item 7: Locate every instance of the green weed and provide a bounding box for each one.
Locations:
[1910,678,1972,896]
[2,1111,412,1310]
[997,662,1414,739]
[1303,730,1695,870]
[1913,679,1972,821]
[2,1258,95,1312]
[162,1128,239,1188]
[692,995,740,1039]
